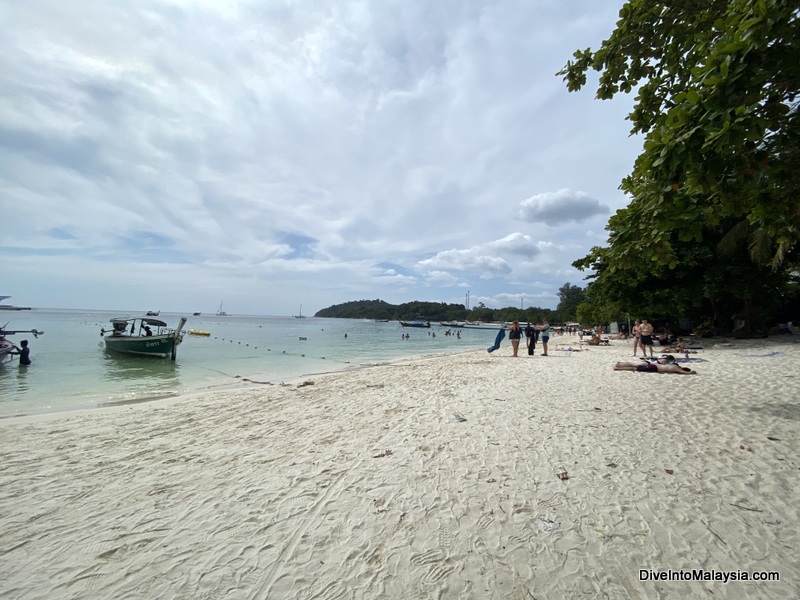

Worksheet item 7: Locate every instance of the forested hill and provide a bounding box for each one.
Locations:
[314,299,555,323]
[315,299,465,321]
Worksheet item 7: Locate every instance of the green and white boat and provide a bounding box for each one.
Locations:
[101,316,187,360]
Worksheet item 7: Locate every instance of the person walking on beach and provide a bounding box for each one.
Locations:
[524,322,536,356]
[506,321,522,357]
[536,318,550,356]
[639,319,654,358]
[631,319,641,357]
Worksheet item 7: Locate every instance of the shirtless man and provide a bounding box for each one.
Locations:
[613,355,696,374]
[639,319,654,358]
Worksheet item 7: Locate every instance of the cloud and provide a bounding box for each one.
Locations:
[416,233,543,279]
[0,0,640,314]
[518,189,611,226]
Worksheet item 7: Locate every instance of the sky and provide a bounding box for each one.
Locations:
[1,0,643,316]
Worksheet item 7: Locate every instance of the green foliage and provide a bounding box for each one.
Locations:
[572,221,797,332]
[314,298,562,323]
[559,0,800,269]
[555,283,586,322]
[315,299,396,319]
[560,0,800,333]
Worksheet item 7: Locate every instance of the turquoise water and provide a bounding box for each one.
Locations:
[0,309,496,418]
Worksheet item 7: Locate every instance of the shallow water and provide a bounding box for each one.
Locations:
[0,309,495,417]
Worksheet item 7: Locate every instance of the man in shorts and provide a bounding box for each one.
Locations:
[537,318,550,356]
[639,319,654,358]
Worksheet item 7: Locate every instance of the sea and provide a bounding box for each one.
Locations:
[0,309,498,418]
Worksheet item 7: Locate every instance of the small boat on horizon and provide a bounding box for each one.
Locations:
[101,316,187,360]
[146,310,160,316]
[217,302,228,316]
[294,304,307,318]
[399,320,431,328]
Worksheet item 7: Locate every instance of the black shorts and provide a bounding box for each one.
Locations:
[641,335,653,346]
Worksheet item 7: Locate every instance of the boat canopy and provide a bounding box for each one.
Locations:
[109,317,168,327]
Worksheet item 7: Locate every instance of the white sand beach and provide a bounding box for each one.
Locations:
[1,336,799,599]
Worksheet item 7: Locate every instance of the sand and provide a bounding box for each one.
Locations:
[1,335,799,599]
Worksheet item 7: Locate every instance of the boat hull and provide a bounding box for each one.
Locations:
[104,335,180,358]
[102,316,187,359]
[399,321,430,328]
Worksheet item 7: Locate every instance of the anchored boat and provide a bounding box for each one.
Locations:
[399,320,431,328]
[101,316,187,360]
[0,324,44,364]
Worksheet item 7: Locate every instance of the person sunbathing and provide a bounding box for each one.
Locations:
[613,355,696,374]
[660,338,686,353]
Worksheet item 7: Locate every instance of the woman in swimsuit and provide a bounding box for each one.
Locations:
[505,321,522,357]
[631,320,641,357]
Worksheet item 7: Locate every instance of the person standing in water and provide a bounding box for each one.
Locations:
[13,339,31,366]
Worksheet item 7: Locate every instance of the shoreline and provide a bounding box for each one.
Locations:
[0,307,501,420]
[1,337,799,598]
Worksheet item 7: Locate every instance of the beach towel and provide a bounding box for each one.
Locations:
[487,328,505,353]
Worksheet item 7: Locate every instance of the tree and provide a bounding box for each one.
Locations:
[559,0,800,270]
[574,220,793,333]
[555,283,585,322]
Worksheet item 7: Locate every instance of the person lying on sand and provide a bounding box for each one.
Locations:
[613,355,697,374]
[660,338,687,353]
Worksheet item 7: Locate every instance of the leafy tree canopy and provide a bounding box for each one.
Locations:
[559,0,800,269]
[555,283,586,322]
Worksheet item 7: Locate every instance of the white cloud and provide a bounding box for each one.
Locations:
[518,189,611,226]
[0,0,639,313]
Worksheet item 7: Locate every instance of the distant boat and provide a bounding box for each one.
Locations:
[373,319,390,322]
[146,310,160,316]
[188,329,210,337]
[192,312,201,316]
[101,316,187,360]
[0,296,32,311]
[294,304,306,318]
[400,320,430,328]
[217,302,228,316]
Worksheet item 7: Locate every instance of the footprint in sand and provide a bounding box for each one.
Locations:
[410,547,448,565]
[477,514,495,529]
[437,528,453,550]
[421,564,456,585]
[310,581,348,600]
